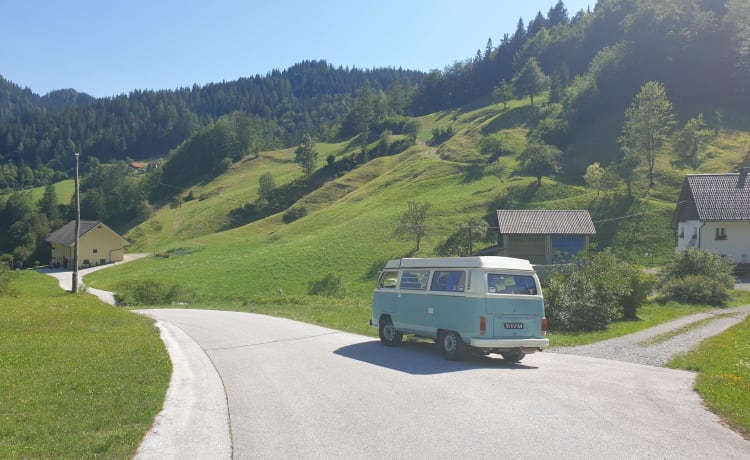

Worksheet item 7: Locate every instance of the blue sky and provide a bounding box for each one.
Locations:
[1,1,593,98]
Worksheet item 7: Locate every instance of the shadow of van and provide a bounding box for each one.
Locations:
[334,340,538,375]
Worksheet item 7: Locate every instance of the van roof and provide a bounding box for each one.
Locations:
[384,256,534,271]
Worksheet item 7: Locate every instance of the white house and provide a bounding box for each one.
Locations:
[672,169,750,265]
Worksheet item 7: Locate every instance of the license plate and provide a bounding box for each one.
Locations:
[504,322,524,329]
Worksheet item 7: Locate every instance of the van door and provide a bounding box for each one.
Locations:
[373,270,399,324]
[484,272,545,339]
[395,269,431,335]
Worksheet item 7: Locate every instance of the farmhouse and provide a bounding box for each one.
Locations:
[672,169,750,265]
[492,209,596,265]
[46,220,129,269]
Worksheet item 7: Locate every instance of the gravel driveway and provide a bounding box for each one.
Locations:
[548,304,750,366]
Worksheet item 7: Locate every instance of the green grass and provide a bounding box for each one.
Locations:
[668,317,750,438]
[546,291,750,348]
[0,271,170,458]
[546,303,713,347]
[637,314,734,346]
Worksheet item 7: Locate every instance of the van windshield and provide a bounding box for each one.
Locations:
[487,273,537,295]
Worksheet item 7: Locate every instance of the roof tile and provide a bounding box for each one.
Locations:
[496,210,596,234]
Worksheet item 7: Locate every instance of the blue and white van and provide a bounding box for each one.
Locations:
[370,256,549,361]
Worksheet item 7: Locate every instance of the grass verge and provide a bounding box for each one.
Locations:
[668,316,750,439]
[547,291,750,348]
[0,271,170,458]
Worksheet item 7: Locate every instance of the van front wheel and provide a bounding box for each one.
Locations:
[379,317,402,346]
[440,330,466,361]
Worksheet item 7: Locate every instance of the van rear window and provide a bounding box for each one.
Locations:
[487,274,537,295]
[399,270,430,290]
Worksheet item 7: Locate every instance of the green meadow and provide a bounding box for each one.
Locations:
[0,271,170,458]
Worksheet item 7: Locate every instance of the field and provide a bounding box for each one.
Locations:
[0,271,170,458]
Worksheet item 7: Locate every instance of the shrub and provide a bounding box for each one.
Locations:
[545,264,616,332]
[660,248,735,305]
[662,274,732,305]
[543,250,654,331]
[307,272,347,298]
[0,264,18,297]
[114,279,194,306]
[282,207,308,223]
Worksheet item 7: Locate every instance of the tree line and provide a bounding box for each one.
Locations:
[0,61,423,192]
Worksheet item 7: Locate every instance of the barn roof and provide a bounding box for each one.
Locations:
[496,210,596,235]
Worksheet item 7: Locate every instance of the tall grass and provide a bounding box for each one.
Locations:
[0,271,170,458]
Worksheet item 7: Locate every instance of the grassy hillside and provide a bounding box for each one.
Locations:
[86,95,748,306]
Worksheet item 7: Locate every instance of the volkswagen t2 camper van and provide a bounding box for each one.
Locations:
[370,256,548,361]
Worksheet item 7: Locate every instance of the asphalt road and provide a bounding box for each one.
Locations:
[137,309,749,460]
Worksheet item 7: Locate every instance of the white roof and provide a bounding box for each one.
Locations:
[384,256,534,271]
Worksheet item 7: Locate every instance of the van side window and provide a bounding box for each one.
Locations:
[430,271,466,292]
[487,274,537,295]
[400,270,430,290]
[377,271,399,288]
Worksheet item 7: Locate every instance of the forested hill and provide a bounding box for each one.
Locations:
[2,0,750,192]
[0,62,424,187]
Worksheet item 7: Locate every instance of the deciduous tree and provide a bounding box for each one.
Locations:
[513,57,550,106]
[618,81,676,188]
[584,162,606,196]
[492,80,513,109]
[294,134,318,180]
[519,137,561,186]
[673,114,713,169]
[394,201,431,252]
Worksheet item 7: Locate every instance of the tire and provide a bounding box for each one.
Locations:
[379,316,402,346]
[501,349,525,363]
[440,330,466,361]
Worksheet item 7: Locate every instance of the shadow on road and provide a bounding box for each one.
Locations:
[334,339,538,375]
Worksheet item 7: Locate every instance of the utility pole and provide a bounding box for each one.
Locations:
[72,152,80,293]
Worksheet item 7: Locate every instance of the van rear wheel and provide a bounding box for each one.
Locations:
[379,317,402,346]
[440,330,466,361]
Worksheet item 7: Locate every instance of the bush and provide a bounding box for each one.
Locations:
[543,250,654,331]
[307,272,346,298]
[282,207,308,223]
[114,279,194,306]
[662,274,732,305]
[660,248,734,305]
[0,264,18,297]
[545,264,616,332]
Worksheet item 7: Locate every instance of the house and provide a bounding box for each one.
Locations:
[672,168,750,265]
[45,220,129,269]
[491,209,596,265]
[129,160,161,173]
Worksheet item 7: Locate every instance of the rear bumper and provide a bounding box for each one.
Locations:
[469,337,549,349]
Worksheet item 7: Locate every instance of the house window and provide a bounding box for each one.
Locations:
[93,248,98,253]
[715,228,727,240]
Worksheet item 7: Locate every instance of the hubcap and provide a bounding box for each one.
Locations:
[444,334,456,352]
